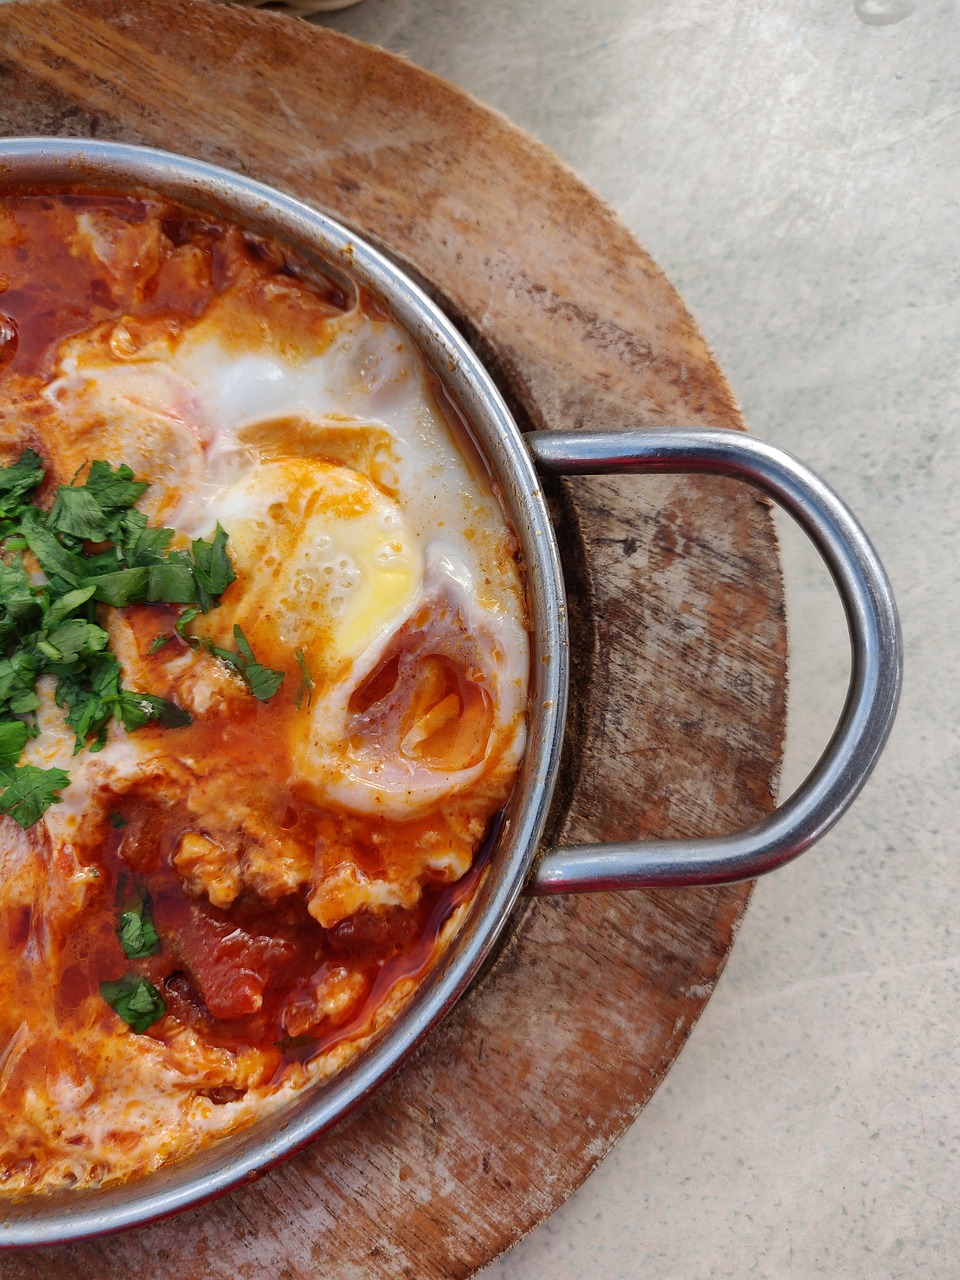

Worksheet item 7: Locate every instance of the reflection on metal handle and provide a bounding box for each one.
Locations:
[526,428,902,893]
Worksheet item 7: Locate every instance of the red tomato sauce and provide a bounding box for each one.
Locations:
[0,189,508,1126]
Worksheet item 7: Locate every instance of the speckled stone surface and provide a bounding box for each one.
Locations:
[313,2,954,1276]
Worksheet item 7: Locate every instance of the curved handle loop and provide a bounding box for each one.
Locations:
[526,428,902,893]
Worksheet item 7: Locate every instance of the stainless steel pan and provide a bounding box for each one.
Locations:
[0,139,902,1246]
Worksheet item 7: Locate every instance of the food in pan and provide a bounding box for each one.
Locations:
[0,189,528,1191]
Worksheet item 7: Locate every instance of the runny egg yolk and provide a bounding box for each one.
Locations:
[197,456,423,678]
[0,189,531,1195]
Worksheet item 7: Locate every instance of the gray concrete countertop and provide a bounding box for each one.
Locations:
[316,2,955,1277]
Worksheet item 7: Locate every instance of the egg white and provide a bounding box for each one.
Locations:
[0,216,532,1194]
[40,301,529,819]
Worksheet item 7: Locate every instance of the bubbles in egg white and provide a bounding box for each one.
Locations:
[201,455,424,676]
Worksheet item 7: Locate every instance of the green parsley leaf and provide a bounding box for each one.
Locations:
[109,810,127,830]
[0,653,42,717]
[99,974,166,1033]
[55,651,192,751]
[43,619,110,664]
[56,652,124,751]
[146,559,198,605]
[244,661,285,703]
[19,507,91,590]
[148,633,172,655]
[47,485,111,542]
[117,691,192,733]
[47,583,97,626]
[82,547,123,576]
[117,891,160,959]
[194,626,284,702]
[0,720,29,768]
[82,460,149,513]
[191,524,236,612]
[89,566,150,607]
[0,763,70,827]
[230,626,284,702]
[0,450,44,532]
[0,583,41,654]
[175,606,200,638]
[232,626,255,665]
[150,697,193,729]
[121,511,175,566]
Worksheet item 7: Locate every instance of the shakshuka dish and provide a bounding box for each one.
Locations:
[0,189,529,1191]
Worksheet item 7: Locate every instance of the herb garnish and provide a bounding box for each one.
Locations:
[99,975,166,1034]
[162,618,285,703]
[197,624,285,704]
[0,452,245,826]
[101,878,163,1028]
[0,763,72,828]
[117,889,161,960]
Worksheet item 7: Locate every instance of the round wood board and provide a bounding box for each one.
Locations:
[0,2,787,1275]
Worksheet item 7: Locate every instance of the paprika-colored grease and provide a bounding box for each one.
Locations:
[0,188,528,1192]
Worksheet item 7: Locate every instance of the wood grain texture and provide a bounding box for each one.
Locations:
[0,1,786,1274]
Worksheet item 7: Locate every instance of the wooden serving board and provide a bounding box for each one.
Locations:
[0,3,787,1275]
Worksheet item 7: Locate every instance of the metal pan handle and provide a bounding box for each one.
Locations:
[525,428,902,893]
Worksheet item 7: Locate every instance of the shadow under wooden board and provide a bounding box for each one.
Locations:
[0,1,787,1274]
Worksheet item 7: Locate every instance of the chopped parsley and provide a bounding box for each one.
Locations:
[0,762,71,828]
[0,718,28,767]
[175,606,200,637]
[103,877,165,1025]
[197,624,285,704]
[116,887,161,960]
[99,974,166,1034]
[0,449,45,537]
[0,452,262,827]
[190,524,235,612]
